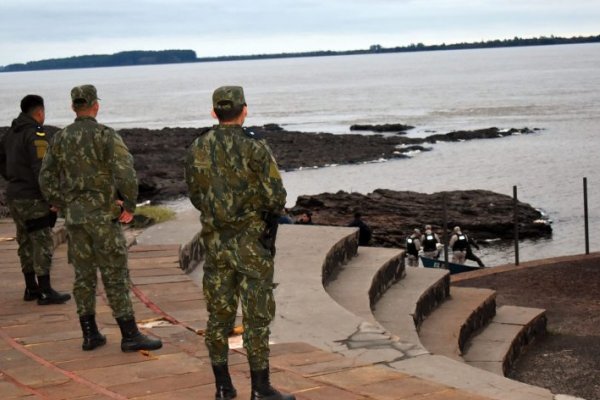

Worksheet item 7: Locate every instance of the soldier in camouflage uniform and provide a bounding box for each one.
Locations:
[0,94,71,305]
[39,85,162,353]
[185,86,294,400]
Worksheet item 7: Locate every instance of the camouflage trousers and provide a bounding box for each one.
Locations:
[66,221,134,319]
[7,198,53,276]
[202,224,275,371]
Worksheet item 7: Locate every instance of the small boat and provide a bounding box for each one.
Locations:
[420,256,484,274]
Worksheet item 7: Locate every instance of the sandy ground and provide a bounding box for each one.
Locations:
[454,258,600,400]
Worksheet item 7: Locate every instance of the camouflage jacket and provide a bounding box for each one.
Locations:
[39,116,137,224]
[184,124,286,235]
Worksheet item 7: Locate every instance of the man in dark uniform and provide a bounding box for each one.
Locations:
[421,224,440,260]
[348,212,372,246]
[449,226,468,264]
[0,95,71,305]
[465,232,485,267]
[405,228,421,267]
[185,86,294,400]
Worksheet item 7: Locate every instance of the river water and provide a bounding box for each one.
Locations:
[1,43,599,266]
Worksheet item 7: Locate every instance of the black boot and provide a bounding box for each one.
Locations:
[79,314,107,351]
[212,364,237,400]
[250,368,295,400]
[23,272,40,301]
[37,274,71,305]
[116,316,162,352]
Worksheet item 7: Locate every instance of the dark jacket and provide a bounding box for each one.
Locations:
[0,113,50,200]
[349,217,372,246]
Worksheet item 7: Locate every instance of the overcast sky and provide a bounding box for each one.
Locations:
[1,0,599,66]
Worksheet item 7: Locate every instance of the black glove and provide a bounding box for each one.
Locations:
[25,211,57,233]
[259,211,280,257]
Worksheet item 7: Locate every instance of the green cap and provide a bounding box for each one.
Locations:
[212,86,246,111]
[71,84,100,105]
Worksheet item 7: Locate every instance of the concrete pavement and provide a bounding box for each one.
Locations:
[0,219,496,399]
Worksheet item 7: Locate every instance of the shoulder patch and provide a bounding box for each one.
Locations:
[33,140,48,159]
[35,131,46,137]
[243,127,257,139]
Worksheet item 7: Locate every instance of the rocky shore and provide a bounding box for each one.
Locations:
[291,189,552,247]
[0,124,539,215]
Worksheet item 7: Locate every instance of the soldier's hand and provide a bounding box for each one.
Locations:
[119,209,134,224]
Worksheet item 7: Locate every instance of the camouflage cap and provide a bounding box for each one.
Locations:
[212,86,246,111]
[71,84,100,105]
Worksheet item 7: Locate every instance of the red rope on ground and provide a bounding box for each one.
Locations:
[129,285,183,327]
[0,327,129,400]
[0,368,48,399]
[129,272,248,358]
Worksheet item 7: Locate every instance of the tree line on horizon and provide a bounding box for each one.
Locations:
[1,50,197,73]
[2,35,599,73]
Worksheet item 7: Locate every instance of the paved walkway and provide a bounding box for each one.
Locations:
[0,219,494,399]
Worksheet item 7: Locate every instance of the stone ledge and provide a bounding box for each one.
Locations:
[390,354,554,400]
[326,246,404,324]
[373,267,449,353]
[414,268,450,330]
[419,287,497,360]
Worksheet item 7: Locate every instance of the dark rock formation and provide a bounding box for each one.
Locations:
[350,123,415,133]
[0,124,540,213]
[422,127,539,143]
[291,189,552,247]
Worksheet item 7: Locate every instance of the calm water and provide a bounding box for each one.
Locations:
[2,44,599,266]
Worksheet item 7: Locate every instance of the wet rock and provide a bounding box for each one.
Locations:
[350,123,415,133]
[0,124,540,207]
[422,127,537,143]
[291,189,552,247]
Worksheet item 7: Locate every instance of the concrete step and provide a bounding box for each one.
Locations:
[269,225,367,348]
[325,246,405,324]
[373,267,450,349]
[390,354,554,400]
[463,305,547,376]
[419,287,496,360]
[269,226,425,364]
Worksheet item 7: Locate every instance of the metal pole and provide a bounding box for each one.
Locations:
[584,177,589,255]
[443,193,449,267]
[513,185,520,266]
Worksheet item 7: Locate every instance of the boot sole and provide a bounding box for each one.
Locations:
[121,343,163,352]
[82,339,107,351]
[216,389,237,400]
[37,295,72,305]
[37,299,70,305]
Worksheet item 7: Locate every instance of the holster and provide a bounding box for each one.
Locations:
[259,211,280,257]
[25,211,58,233]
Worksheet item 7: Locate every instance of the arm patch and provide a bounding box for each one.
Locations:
[33,140,48,159]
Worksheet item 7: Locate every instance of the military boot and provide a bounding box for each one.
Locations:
[23,272,40,301]
[250,368,295,400]
[37,274,71,305]
[116,317,162,352]
[212,364,237,400]
[79,314,107,351]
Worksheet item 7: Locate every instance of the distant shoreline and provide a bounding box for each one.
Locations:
[2,34,599,73]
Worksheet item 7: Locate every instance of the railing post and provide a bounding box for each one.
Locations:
[513,185,520,266]
[443,193,449,267]
[584,177,590,255]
